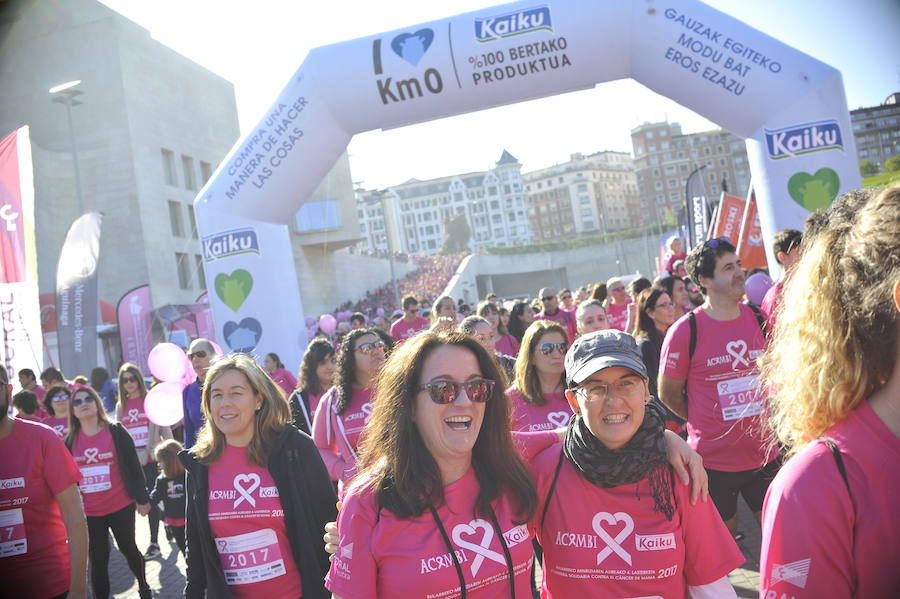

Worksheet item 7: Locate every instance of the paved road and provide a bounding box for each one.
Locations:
[108,497,763,598]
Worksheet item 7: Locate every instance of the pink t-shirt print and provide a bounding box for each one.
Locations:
[660,305,778,472]
[72,427,133,516]
[207,444,302,599]
[606,302,630,332]
[121,396,150,449]
[312,387,375,485]
[506,387,571,433]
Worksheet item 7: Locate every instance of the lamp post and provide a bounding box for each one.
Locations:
[49,80,85,214]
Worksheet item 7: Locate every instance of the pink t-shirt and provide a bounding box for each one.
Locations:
[336,387,374,454]
[121,396,150,450]
[270,368,297,398]
[71,425,133,517]
[760,401,900,598]
[0,419,82,598]
[390,316,429,342]
[532,443,744,598]
[307,391,325,416]
[759,279,783,332]
[660,305,778,471]
[326,467,534,599]
[494,334,520,358]
[207,443,302,598]
[606,302,630,332]
[41,415,69,439]
[535,309,576,342]
[506,387,571,433]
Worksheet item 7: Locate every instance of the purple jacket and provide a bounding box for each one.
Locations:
[181,380,204,449]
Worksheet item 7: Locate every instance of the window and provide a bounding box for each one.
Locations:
[188,206,198,238]
[182,155,196,191]
[168,201,184,237]
[176,253,191,289]
[194,254,206,290]
[577,183,588,192]
[161,149,177,186]
[645,131,654,139]
[200,161,213,184]
[488,186,497,195]
[295,200,341,231]
[579,195,590,204]
[581,208,592,217]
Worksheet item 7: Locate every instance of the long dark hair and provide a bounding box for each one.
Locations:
[632,287,669,346]
[266,352,285,369]
[66,386,112,446]
[333,328,378,414]
[298,338,336,396]
[507,301,531,342]
[355,332,537,523]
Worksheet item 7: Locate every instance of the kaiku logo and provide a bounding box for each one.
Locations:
[765,120,843,160]
[202,227,260,262]
[0,477,25,490]
[475,6,553,42]
[635,533,676,551]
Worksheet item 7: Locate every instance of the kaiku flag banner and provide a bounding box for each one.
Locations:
[0,126,42,379]
[117,285,153,373]
[737,189,767,271]
[192,0,860,370]
[56,212,103,378]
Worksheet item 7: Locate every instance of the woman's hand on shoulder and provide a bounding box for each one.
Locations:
[663,430,708,505]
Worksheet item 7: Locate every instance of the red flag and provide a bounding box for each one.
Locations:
[711,194,747,244]
[737,189,767,270]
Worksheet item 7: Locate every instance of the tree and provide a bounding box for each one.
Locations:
[440,213,471,254]
[859,160,878,177]
[886,156,900,173]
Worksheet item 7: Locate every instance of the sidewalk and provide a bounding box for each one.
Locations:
[108,497,763,598]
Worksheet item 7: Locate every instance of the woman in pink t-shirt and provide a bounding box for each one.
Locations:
[115,362,172,560]
[181,353,336,599]
[478,301,520,358]
[289,338,336,435]
[312,328,386,487]
[264,352,298,397]
[758,187,900,598]
[575,299,611,337]
[66,386,153,599]
[507,321,571,433]
[41,384,72,439]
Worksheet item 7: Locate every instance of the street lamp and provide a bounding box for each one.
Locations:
[49,80,85,214]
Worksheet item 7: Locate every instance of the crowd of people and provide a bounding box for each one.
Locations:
[1,186,898,598]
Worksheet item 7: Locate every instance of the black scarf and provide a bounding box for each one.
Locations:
[564,400,675,520]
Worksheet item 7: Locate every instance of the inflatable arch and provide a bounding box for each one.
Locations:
[195,0,860,369]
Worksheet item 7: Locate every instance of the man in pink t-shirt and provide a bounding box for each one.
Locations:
[389,295,429,342]
[534,287,577,341]
[658,238,780,537]
[759,228,802,330]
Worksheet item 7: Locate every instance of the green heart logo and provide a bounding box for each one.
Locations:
[787,168,840,211]
[215,269,253,312]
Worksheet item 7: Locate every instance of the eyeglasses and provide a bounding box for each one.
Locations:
[188,350,208,360]
[704,237,731,249]
[539,342,567,356]
[560,295,572,301]
[51,394,70,402]
[574,378,644,403]
[541,296,556,302]
[418,379,495,404]
[121,376,138,384]
[652,300,674,310]
[71,396,94,407]
[356,340,386,355]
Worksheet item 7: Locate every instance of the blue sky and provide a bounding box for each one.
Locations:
[100,0,900,189]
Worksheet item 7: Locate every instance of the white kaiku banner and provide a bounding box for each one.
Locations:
[194,0,860,370]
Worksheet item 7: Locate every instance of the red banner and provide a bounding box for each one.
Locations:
[737,189,768,270]
[117,285,153,373]
[711,194,746,244]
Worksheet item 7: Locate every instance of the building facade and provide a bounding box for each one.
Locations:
[851,92,900,169]
[355,150,533,256]
[523,151,640,240]
[630,121,751,224]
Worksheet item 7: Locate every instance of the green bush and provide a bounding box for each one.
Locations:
[859,160,879,177]
[885,156,900,173]
[485,223,669,255]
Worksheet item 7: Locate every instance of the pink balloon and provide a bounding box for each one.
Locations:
[145,381,185,427]
[148,343,189,382]
[745,272,774,306]
[319,314,337,335]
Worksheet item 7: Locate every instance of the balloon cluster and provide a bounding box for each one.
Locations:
[144,342,219,427]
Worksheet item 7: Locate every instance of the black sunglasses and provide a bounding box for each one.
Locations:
[418,379,495,404]
[539,342,567,356]
[188,350,208,360]
[71,396,95,407]
[542,295,556,302]
[51,393,71,402]
[121,376,138,384]
[704,237,731,249]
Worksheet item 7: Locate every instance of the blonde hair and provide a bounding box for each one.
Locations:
[759,186,900,456]
[191,353,290,467]
[117,362,148,411]
[155,438,185,479]
[514,320,568,406]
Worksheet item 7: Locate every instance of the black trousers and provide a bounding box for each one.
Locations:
[86,503,148,599]
[167,524,186,554]
[142,461,161,544]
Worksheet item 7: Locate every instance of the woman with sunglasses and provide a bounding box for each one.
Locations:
[42,384,72,439]
[65,386,153,599]
[289,338,337,435]
[180,353,336,599]
[478,300,521,357]
[507,321,571,433]
[325,331,708,599]
[116,362,172,560]
[312,328,386,489]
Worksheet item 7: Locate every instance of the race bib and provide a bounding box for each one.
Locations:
[128,425,149,448]
[717,375,763,421]
[79,464,112,494]
[215,528,286,585]
[0,509,27,557]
